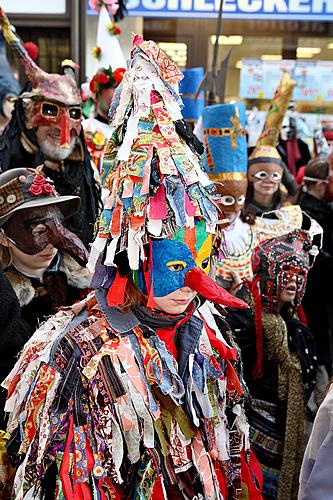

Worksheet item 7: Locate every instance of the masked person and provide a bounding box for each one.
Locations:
[299,157,333,394]
[0,8,101,248]
[1,36,263,499]
[226,230,320,500]
[0,168,90,335]
[83,66,126,172]
[242,73,298,225]
[0,32,20,134]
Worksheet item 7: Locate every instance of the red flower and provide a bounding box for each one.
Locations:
[89,75,99,94]
[97,72,109,85]
[113,68,126,84]
[29,184,43,196]
[42,183,54,195]
[33,174,46,185]
[114,27,121,35]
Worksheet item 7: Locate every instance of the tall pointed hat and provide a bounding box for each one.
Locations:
[94,4,126,72]
[249,72,296,172]
[88,35,247,310]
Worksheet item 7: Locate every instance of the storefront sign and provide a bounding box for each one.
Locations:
[1,0,66,14]
[87,0,333,20]
[240,59,333,101]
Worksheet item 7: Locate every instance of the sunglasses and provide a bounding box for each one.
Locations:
[41,101,82,120]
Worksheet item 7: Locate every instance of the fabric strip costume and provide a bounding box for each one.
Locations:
[2,36,263,499]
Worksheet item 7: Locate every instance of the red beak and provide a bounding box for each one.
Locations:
[59,112,71,148]
[185,267,248,309]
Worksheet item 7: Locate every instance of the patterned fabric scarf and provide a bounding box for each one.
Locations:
[262,312,305,500]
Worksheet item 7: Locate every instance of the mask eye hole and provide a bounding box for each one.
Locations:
[41,102,59,118]
[298,270,306,276]
[272,172,282,181]
[31,223,48,236]
[282,264,291,271]
[221,195,235,206]
[201,257,210,270]
[237,195,245,205]
[69,107,82,120]
[166,260,187,272]
[254,170,268,180]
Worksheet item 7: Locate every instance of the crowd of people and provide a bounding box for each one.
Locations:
[0,5,332,500]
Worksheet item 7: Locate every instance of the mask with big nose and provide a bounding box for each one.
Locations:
[3,205,88,266]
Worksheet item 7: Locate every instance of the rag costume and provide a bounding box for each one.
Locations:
[226,231,319,500]
[2,36,262,499]
[0,8,101,248]
[0,168,90,335]
[244,73,297,223]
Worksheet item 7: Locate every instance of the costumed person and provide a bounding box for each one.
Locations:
[83,0,127,171]
[200,98,303,291]
[0,8,101,248]
[202,101,248,225]
[243,73,298,224]
[298,381,333,499]
[226,230,320,500]
[179,67,205,126]
[83,66,126,171]
[0,32,20,133]
[0,265,28,498]
[299,157,333,385]
[0,167,90,335]
[1,36,263,499]
[278,101,312,177]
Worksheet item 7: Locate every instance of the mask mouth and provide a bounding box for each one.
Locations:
[184,267,248,309]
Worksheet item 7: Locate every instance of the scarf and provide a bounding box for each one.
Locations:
[262,312,305,500]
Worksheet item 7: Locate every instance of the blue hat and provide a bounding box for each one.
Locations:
[202,102,247,181]
[179,67,204,122]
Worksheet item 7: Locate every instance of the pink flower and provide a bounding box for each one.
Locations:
[33,174,46,185]
[29,184,43,196]
[42,184,54,195]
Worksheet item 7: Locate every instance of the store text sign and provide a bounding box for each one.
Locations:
[98,0,333,20]
[240,59,333,102]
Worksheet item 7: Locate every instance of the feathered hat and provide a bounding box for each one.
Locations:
[248,73,296,175]
[88,35,247,310]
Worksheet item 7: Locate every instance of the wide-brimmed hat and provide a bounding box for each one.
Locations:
[0,168,80,227]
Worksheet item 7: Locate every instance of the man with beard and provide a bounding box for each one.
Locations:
[0,8,101,248]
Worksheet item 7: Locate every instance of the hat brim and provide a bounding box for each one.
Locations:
[0,195,81,227]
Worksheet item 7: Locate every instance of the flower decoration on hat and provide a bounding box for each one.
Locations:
[28,174,55,197]
[88,35,247,311]
[92,46,102,61]
[89,66,126,95]
[107,22,121,36]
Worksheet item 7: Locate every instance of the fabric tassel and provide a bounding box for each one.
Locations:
[107,272,128,307]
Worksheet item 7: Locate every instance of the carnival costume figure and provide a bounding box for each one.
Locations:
[0,8,101,248]
[0,168,90,335]
[226,229,320,500]
[2,36,263,499]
